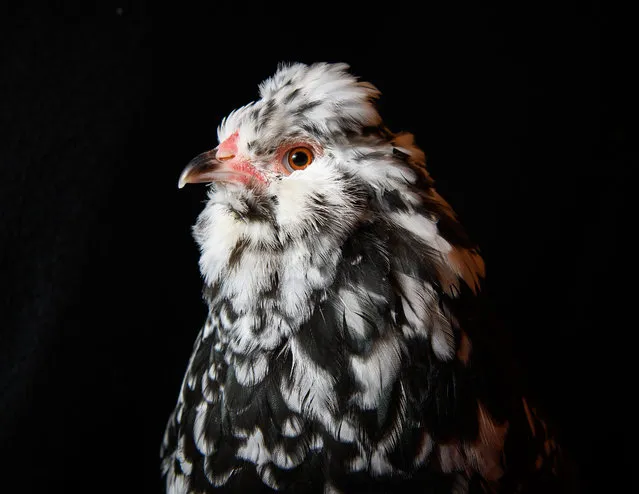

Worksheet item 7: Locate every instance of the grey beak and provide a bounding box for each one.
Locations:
[178,149,222,189]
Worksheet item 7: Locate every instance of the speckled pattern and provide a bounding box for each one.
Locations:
[160,63,575,493]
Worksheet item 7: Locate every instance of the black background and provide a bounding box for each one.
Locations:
[0,3,632,493]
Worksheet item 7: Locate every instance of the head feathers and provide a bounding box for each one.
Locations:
[217,62,382,148]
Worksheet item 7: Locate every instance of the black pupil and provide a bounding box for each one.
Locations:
[290,151,309,167]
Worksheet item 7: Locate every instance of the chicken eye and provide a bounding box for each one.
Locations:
[285,147,314,171]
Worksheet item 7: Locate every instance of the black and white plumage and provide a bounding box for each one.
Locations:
[161,62,574,493]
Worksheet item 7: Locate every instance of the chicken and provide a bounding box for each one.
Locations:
[161,62,574,493]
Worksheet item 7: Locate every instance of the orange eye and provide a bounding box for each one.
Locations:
[285,147,314,171]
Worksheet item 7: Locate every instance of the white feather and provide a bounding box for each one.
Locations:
[193,401,216,456]
[281,415,304,438]
[233,353,269,386]
[280,338,336,418]
[350,333,403,409]
[236,427,270,465]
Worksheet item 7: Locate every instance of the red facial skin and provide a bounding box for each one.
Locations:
[216,131,321,184]
[216,130,240,160]
[216,131,267,185]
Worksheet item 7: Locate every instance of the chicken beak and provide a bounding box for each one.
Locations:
[178,149,267,189]
[178,150,224,189]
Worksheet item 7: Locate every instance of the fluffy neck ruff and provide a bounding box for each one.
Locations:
[165,151,503,493]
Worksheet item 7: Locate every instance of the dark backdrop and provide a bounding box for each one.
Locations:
[1,3,631,493]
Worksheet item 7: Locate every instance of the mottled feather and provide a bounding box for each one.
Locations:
[161,62,575,493]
